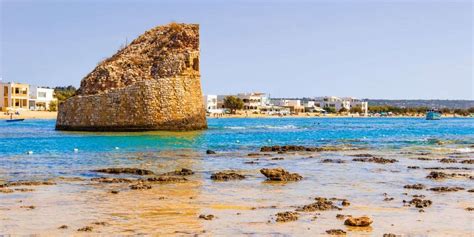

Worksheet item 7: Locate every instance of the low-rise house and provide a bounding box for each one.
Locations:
[29,86,56,111]
[236,92,269,111]
[312,96,368,115]
[203,95,218,110]
[0,82,30,112]
[270,99,305,113]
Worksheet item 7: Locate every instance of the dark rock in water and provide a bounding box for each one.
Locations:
[407,166,420,169]
[426,171,452,180]
[412,194,425,198]
[199,214,215,220]
[384,197,394,201]
[404,184,425,190]
[406,198,432,208]
[461,159,474,164]
[91,177,134,183]
[130,183,152,190]
[58,225,68,229]
[20,205,35,210]
[275,211,299,222]
[244,161,259,164]
[322,159,346,163]
[271,157,284,160]
[0,180,56,188]
[344,216,373,227]
[93,168,154,175]
[210,172,245,181]
[296,197,341,212]
[424,166,472,170]
[439,158,457,163]
[383,234,400,237]
[341,200,350,206]
[206,150,216,154]
[353,157,398,164]
[110,190,119,194]
[350,153,374,158]
[465,207,474,211]
[92,221,108,226]
[0,188,14,193]
[336,214,352,219]
[77,226,93,232]
[326,229,346,235]
[163,168,194,176]
[468,189,474,193]
[260,168,302,181]
[260,145,347,153]
[429,186,464,192]
[146,176,187,182]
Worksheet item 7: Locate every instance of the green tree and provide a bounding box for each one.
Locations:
[323,105,336,113]
[54,86,77,103]
[223,96,244,114]
[350,106,363,114]
[49,100,58,112]
[338,107,348,113]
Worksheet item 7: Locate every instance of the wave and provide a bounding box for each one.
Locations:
[224,125,300,130]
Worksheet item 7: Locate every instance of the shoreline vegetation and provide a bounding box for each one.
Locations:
[1,110,473,120]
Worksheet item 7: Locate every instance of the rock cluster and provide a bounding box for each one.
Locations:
[260,168,302,181]
[56,23,207,131]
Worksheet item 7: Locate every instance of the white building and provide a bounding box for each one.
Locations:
[29,86,56,111]
[270,99,304,113]
[312,96,368,115]
[203,95,218,110]
[236,92,269,110]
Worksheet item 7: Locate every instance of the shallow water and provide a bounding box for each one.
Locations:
[0,118,473,236]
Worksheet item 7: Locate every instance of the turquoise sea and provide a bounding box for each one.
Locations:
[1,117,473,179]
[1,117,474,235]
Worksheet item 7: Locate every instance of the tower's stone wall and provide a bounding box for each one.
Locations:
[56,23,207,131]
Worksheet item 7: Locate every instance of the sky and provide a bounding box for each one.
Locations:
[0,0,472,99]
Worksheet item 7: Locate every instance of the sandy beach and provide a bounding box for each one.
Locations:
[0,111,57,120]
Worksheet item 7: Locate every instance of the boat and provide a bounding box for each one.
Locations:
[426,109,441,120]
[6,119,25,122]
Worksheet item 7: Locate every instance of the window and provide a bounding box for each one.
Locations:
[15,88,20,94]
[38,92,47,98]
[3,86,7,96]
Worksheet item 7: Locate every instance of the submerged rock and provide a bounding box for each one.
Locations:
[91,177,135,183]
[260,145,349,153]
[353,157,398,164]
[129,183,152,190]
[407,166,420,169]
[322,159,346,163]
[406,198,432,208]
[461,159,474,164]
[0,180,56,188]
[336,214,352,219]
[326,229,347,235]
[210,172,245,181]
[206,150,216,154]
[58,225,68,229]
[344,216,373,227]
[439,158,457,163]
[199,214,215,220]
[296,197,341,212]
[260,168,302,181]
[404,184,425,190]
[93,168,154,175]
[162,168,194,176]
[146,176,187,182]
[429,186,465,192]
[77,226,93,232]
[275,211,299,222]
[426,171,451,180]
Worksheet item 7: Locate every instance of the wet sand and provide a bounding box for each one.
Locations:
[1,145,473,236]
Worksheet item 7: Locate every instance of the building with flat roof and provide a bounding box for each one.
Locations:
[0,82,30,112]
[29,86,56,111]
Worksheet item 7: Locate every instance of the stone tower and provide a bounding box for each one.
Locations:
[56,23,207,131]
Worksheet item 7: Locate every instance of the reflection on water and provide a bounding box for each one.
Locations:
[1,118,473,235]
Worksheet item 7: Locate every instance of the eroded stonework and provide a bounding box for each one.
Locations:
[56,23,207,131]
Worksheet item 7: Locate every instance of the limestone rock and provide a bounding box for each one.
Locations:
[56,23,207,131]
[344,216,373,227]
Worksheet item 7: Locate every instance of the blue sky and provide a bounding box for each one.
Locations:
[1,0,472,99]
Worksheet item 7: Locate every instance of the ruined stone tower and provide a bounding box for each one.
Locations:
[56,23,207,131]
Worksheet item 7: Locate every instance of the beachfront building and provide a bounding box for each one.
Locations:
[311,96,368,115]
[236,92,269,111]
[270,99,305,113]
[203,95,218,110]
[0,82,30,112]
[29,86,56,111]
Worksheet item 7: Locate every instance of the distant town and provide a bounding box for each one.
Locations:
[1,81,473,117]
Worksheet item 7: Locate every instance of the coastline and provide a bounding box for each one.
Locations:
[0,111,470,120]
